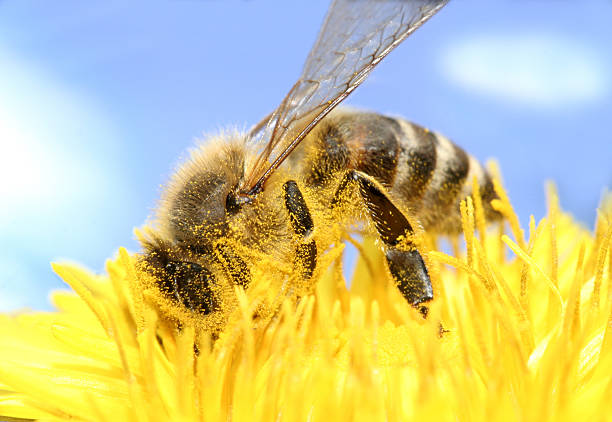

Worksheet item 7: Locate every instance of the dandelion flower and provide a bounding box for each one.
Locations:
[0,182,610,421]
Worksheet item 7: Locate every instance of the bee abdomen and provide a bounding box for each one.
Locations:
[307,111,499,233]
[308,112,401,187]
[391,120,438,201]
[391,119,499,233]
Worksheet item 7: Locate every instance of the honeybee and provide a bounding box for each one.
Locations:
[139,0,500,323]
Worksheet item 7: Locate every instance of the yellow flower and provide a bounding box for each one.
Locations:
[0,182,610,422]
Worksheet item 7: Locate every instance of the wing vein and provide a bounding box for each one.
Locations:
[242,0,449,196]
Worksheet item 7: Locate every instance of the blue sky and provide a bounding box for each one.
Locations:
[1,0,610,310]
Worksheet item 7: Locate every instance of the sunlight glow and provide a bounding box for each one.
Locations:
[0,46,121,222]
[0,45,128,311]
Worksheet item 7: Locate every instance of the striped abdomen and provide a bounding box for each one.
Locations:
[304,110,500,233]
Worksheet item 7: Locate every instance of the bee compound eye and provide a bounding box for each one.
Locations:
[165,260,218,315]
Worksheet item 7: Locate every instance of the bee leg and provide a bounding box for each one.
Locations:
[214,243,251,288]
[283,180,317,279]
[333,170,433,315]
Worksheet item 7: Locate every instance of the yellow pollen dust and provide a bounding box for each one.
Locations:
[0,180,611,422]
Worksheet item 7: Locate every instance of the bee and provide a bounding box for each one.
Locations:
[139,0,500,322]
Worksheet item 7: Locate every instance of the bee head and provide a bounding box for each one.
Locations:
[158,134,248,248]
[138,234,219,315]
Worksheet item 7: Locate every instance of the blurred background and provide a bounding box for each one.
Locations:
[0,0,610,311]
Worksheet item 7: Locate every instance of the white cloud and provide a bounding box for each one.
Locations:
[440,33,610,108]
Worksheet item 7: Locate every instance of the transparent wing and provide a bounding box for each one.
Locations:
[242,0,449,195]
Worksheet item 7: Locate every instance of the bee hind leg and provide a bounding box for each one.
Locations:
[282,180,317,279]
[332,170,433,316]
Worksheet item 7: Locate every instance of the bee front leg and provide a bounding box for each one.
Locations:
[333,170,433,316]
[283,181,317,279]
[214,243,251,288]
